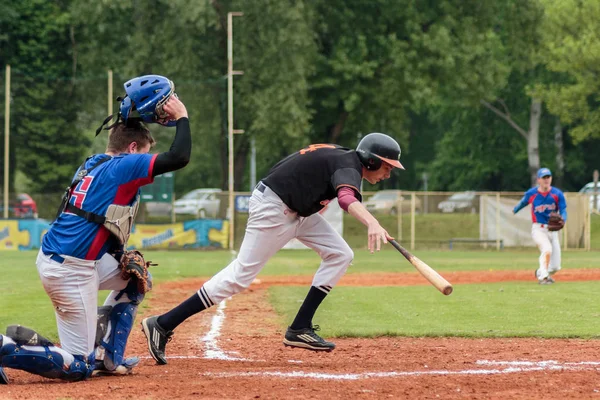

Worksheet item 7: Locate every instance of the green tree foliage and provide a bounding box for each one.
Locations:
[1,0,90,193]
[308,0,508,151]
[535,0,600,143]
[2,0,600,198]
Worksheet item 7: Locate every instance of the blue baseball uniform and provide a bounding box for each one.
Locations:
[42,153,157,260]
[513,184,567,283]
[513,186,567,225]
[1,113,191,383]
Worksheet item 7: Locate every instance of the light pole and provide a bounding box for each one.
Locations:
[3,65,11,219]
[227,12,244,250]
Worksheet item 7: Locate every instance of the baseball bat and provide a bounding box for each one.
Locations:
[389,239,453,295]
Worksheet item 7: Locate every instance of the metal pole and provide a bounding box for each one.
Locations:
[495,192,501,250]
[410,192,416,250]
[227,12,244,250]
[250,137,256,190]
[108,70,113,117]
[3,65,11,219]
[422,172,428,214]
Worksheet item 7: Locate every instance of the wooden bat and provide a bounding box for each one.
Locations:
[389,239,453,295]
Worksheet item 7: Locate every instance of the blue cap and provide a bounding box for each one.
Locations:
[537,168,552,178]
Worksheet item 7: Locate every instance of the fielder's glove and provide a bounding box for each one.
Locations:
[547,212,565,232]
[119,250,156,294]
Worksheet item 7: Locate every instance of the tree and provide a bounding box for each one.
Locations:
[535,0,600,143]
[1,0,90,193]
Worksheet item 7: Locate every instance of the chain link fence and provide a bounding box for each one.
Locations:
[1,190,596,251]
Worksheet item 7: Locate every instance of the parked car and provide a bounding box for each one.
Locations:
[437,191,477,213]
[14,193,38,218]
[363,190,422,215]
[173,188,222,218]
[0,193,38,218]
[578,182,600,211]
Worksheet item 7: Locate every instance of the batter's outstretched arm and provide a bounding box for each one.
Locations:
[347,201,393,253]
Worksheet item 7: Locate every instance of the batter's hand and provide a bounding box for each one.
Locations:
[367,222,393,253]
[162,96,188,120]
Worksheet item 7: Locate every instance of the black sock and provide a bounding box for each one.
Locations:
[290,286,328,330]
[157,290,210,331]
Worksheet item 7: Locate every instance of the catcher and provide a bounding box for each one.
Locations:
[0,75,190,384]
[513,167,567,285]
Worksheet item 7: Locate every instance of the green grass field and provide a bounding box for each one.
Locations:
[1,249,600,342]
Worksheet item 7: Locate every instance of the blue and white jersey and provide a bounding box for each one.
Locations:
[513,186,567,224]
[42,153,158,260]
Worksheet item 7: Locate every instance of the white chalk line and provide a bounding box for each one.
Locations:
[201,360,600,381]
[200,299,249,361]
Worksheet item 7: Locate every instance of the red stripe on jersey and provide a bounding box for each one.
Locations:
[528,194,537,223]
[148,153,158,177]
[85,227,110,260]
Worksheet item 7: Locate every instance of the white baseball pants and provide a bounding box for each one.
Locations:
[202,184,353,304]
[36,250,130,356]
[531,223,561,280]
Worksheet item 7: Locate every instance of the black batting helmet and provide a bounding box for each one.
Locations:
[356,132,404,170]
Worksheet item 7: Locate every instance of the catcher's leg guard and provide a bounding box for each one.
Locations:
[1,333,94,381]
[99,301,139,371]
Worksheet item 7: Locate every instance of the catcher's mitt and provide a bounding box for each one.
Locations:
[119,250,156,294]
[547,212,565,232]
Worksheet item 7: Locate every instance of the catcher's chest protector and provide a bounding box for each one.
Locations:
[103,194,140,245]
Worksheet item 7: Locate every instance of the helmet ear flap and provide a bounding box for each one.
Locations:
[368,156,382,171]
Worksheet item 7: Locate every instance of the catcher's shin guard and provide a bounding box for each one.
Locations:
[100,302,139,371]
[1,339,94,381]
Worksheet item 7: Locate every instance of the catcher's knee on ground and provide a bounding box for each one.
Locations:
[0,331,94,381]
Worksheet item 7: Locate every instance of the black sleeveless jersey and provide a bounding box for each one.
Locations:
[262,144,363,217]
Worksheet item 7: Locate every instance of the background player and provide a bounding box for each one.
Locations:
[0,75,190,383]
[142,132,403,364]
[513,167,567,285]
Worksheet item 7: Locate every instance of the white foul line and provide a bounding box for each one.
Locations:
[200,299,248,361]
[201,360,600,381]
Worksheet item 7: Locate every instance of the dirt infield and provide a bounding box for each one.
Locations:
[3,270,600,399]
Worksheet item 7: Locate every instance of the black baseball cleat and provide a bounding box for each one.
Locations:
[283,325,335,352]
[0,336,7,385]
[0,366,8,385]
[142,316,173,365]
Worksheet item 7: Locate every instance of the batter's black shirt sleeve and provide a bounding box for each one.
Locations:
[153,118,191,176]
[332,168,362,201]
